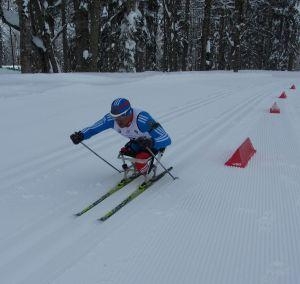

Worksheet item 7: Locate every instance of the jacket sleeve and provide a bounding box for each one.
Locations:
[81,113,114,140]
[136,111,171,150]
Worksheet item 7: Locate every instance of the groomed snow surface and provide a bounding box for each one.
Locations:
[1,71,300,284]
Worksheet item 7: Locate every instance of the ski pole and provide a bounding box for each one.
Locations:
[80,142,122,173]
[146,147,178,180]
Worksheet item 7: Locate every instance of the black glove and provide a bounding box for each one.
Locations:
[70,131,84,145]
[135,137,153,149]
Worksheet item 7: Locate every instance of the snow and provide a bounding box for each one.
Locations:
[43,1,48,9]
[32,36,46,52]
[101,6,108,18]
[23,0,30,17]
[127,10,142,31]
[0,71,300,284]
[3,10,19,27]
[82,50,90,60]
[206,39,211,52]
[79,1,88,11]
[0,67,20,73]
[125,39,136,53]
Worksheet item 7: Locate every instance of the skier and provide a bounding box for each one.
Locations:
[70,98,171,180]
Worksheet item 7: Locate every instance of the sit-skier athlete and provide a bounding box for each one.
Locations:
[70,98,171,183]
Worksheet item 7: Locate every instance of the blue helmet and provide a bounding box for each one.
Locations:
[110,98,132,117]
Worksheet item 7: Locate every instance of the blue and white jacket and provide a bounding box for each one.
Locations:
[81,108,171,150]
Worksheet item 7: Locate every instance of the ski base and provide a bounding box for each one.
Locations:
[74,174,140,217]
[99,167,173,222]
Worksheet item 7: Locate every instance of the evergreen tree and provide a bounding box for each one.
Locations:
[144,0,159,71]
[119,1,142,72]
[200,0,213,70]
[0,0,2,68]
[162,0,186,71]
[73,0,89,71]
[61,0,69,72]
[269,0,300,70]
[182,0,190,71]
[100,1,127,72]
[0,21,2,67]
[2,0,300,73]
[232,0,245,72]
[16,0,33,72]
[89,0,101,71]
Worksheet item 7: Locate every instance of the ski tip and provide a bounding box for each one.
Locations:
[74,213,81,217]
[98,218,105,222]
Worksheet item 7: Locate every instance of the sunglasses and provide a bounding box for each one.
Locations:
[110,108,132,119]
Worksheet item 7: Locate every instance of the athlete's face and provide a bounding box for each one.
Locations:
[115,113,133,128]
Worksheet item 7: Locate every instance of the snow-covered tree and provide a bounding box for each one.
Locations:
[72,0,89,71]
[0,23,3,67]
[119,3,142,72]
[232,0,245,72]
[161,0,187,71]
[143,0,159,71]
[89,0,100,71]
[1,0,300,73]
[200,0,213,70]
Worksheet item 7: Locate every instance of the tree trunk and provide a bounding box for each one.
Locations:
[182,0,190,71]
[170,0,182,71]
[73,0,90,71]
[61,0,69,72]
[17,0,33,73]
[217,8,225,70]
[145,0,159,70]
[89,0,100,71]
[163,0,174,71]
[264,5,273,69]
[200,0,212,70]
[288,53,294,71]
[31,0,59,72]
[232,0,244,72]
[0,23,2,68]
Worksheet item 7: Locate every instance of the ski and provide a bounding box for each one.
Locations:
[99,167,173,222]
[74,174,140,216]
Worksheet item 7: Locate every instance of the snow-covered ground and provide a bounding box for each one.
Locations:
[1,70,300,284]
[0,66,20,74]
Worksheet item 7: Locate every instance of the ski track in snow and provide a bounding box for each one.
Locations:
[0,71,300,284]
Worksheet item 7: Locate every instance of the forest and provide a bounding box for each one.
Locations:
[1,0,300,73]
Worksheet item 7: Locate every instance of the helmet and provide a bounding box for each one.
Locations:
[110,98,132,117]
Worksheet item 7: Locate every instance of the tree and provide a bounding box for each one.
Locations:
[31,0,60,72]
[182,0,190,71]
[232,0,245,72]
[269,0,300,70]
[200,0,212,70]
[14,0,61,73]
[0,23,3,67]
[16,0,32,72]
[286,2,300,70]
[119,1,141,72]
[89,0,101,71]
[99,1,125,72]
[144,0,159,71]
[2,0,300,72]
[73,0,89,71]
[162,0,169,70]
[215,5,227,70]
[162,0,186,71]
[61,0,69,72]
